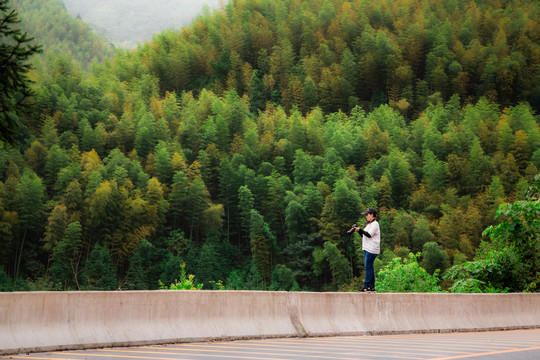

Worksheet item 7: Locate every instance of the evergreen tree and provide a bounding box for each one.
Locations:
[411,216,434,253]
[50,221,82,289]
[469,137,493,192]
[322,241,352,289]
[284,199,308,244]
[154,141,173,185]
[249,209,273,286]
[82,243,117,290]
[422,150,449,193]
[0,0,42,144]
[43,204,68,252]
[420,241,449,275]
[269,264,299,291]
[14,168,45,278]
[332,179,361,228]
[238,185,254,239]
[248,69,266,113]
[292,149,315,185]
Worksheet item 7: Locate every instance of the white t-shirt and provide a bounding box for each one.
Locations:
[362,220,380,254]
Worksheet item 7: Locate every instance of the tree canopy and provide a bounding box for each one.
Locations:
[0,0,539,292]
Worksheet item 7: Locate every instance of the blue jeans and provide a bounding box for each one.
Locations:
[363,251,378,289]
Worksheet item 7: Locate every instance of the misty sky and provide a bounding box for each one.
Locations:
[62,0,224,48]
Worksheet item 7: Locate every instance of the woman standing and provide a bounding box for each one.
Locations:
[354,207,380,292]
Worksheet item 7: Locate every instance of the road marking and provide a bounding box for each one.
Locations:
[55,352,195,360]
[4,330,538,360]
[144,345,424,360]
[8,357,80,360]
[320,336,516,351]
[333,333,540,348]
[108,347,368,360]
[233,339,461,356]
[427,346,540,360]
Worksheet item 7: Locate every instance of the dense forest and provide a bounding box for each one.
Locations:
[1,0,539,292]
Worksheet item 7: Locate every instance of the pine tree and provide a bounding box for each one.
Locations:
[0,0,42,143]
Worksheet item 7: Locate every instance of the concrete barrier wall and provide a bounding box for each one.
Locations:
[292,292,540,336]
[1,291,539,355]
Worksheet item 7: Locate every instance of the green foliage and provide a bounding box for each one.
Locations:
[81,244,118,290]
[445,177,539,292]
[125,239,167,290]
[50,221,82,289]
[270,264,299,291]
[0,0,42,144]
[443,247,515,293]
[2,0,540,293]
[420,242,449,275]
[225,262,265,290]
[159,263,203,290]
[313,241,352,289]
[0,266,16,291]
[377,253,441,293]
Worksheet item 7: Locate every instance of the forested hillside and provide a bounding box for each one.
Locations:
[1,0,539,292]
[11,0,114,67]
[62,0,223,49]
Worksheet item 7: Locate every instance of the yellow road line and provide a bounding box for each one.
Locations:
[150,344,427,359]
[7,357,80,360]
[315,336,517,351]
[228,338,467,356]
[427,346,540,360]
[59,352,195,360]
[320,335,537,347]
[112,347,366,360]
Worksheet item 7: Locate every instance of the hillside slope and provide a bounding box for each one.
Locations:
[1,0,538,293]
[62,0,223,48]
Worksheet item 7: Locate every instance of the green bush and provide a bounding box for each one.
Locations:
[376,253,441,292]
[159,263,203,290]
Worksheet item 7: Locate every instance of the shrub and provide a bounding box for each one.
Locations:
[376,253,441,292]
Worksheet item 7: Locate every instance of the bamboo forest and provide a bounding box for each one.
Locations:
[1,0,539,293]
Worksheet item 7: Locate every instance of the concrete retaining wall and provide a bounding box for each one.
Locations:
[1,291,539,355]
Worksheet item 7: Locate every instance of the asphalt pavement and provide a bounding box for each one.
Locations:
[3,329,539,360]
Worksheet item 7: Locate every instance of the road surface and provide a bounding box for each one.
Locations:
[4,329,539,360]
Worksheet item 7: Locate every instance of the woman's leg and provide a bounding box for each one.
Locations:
[363,250,377,290]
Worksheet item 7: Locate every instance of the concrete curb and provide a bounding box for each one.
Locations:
[1,291,539,355]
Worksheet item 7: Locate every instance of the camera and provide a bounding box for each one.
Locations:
[347,224,357,234]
